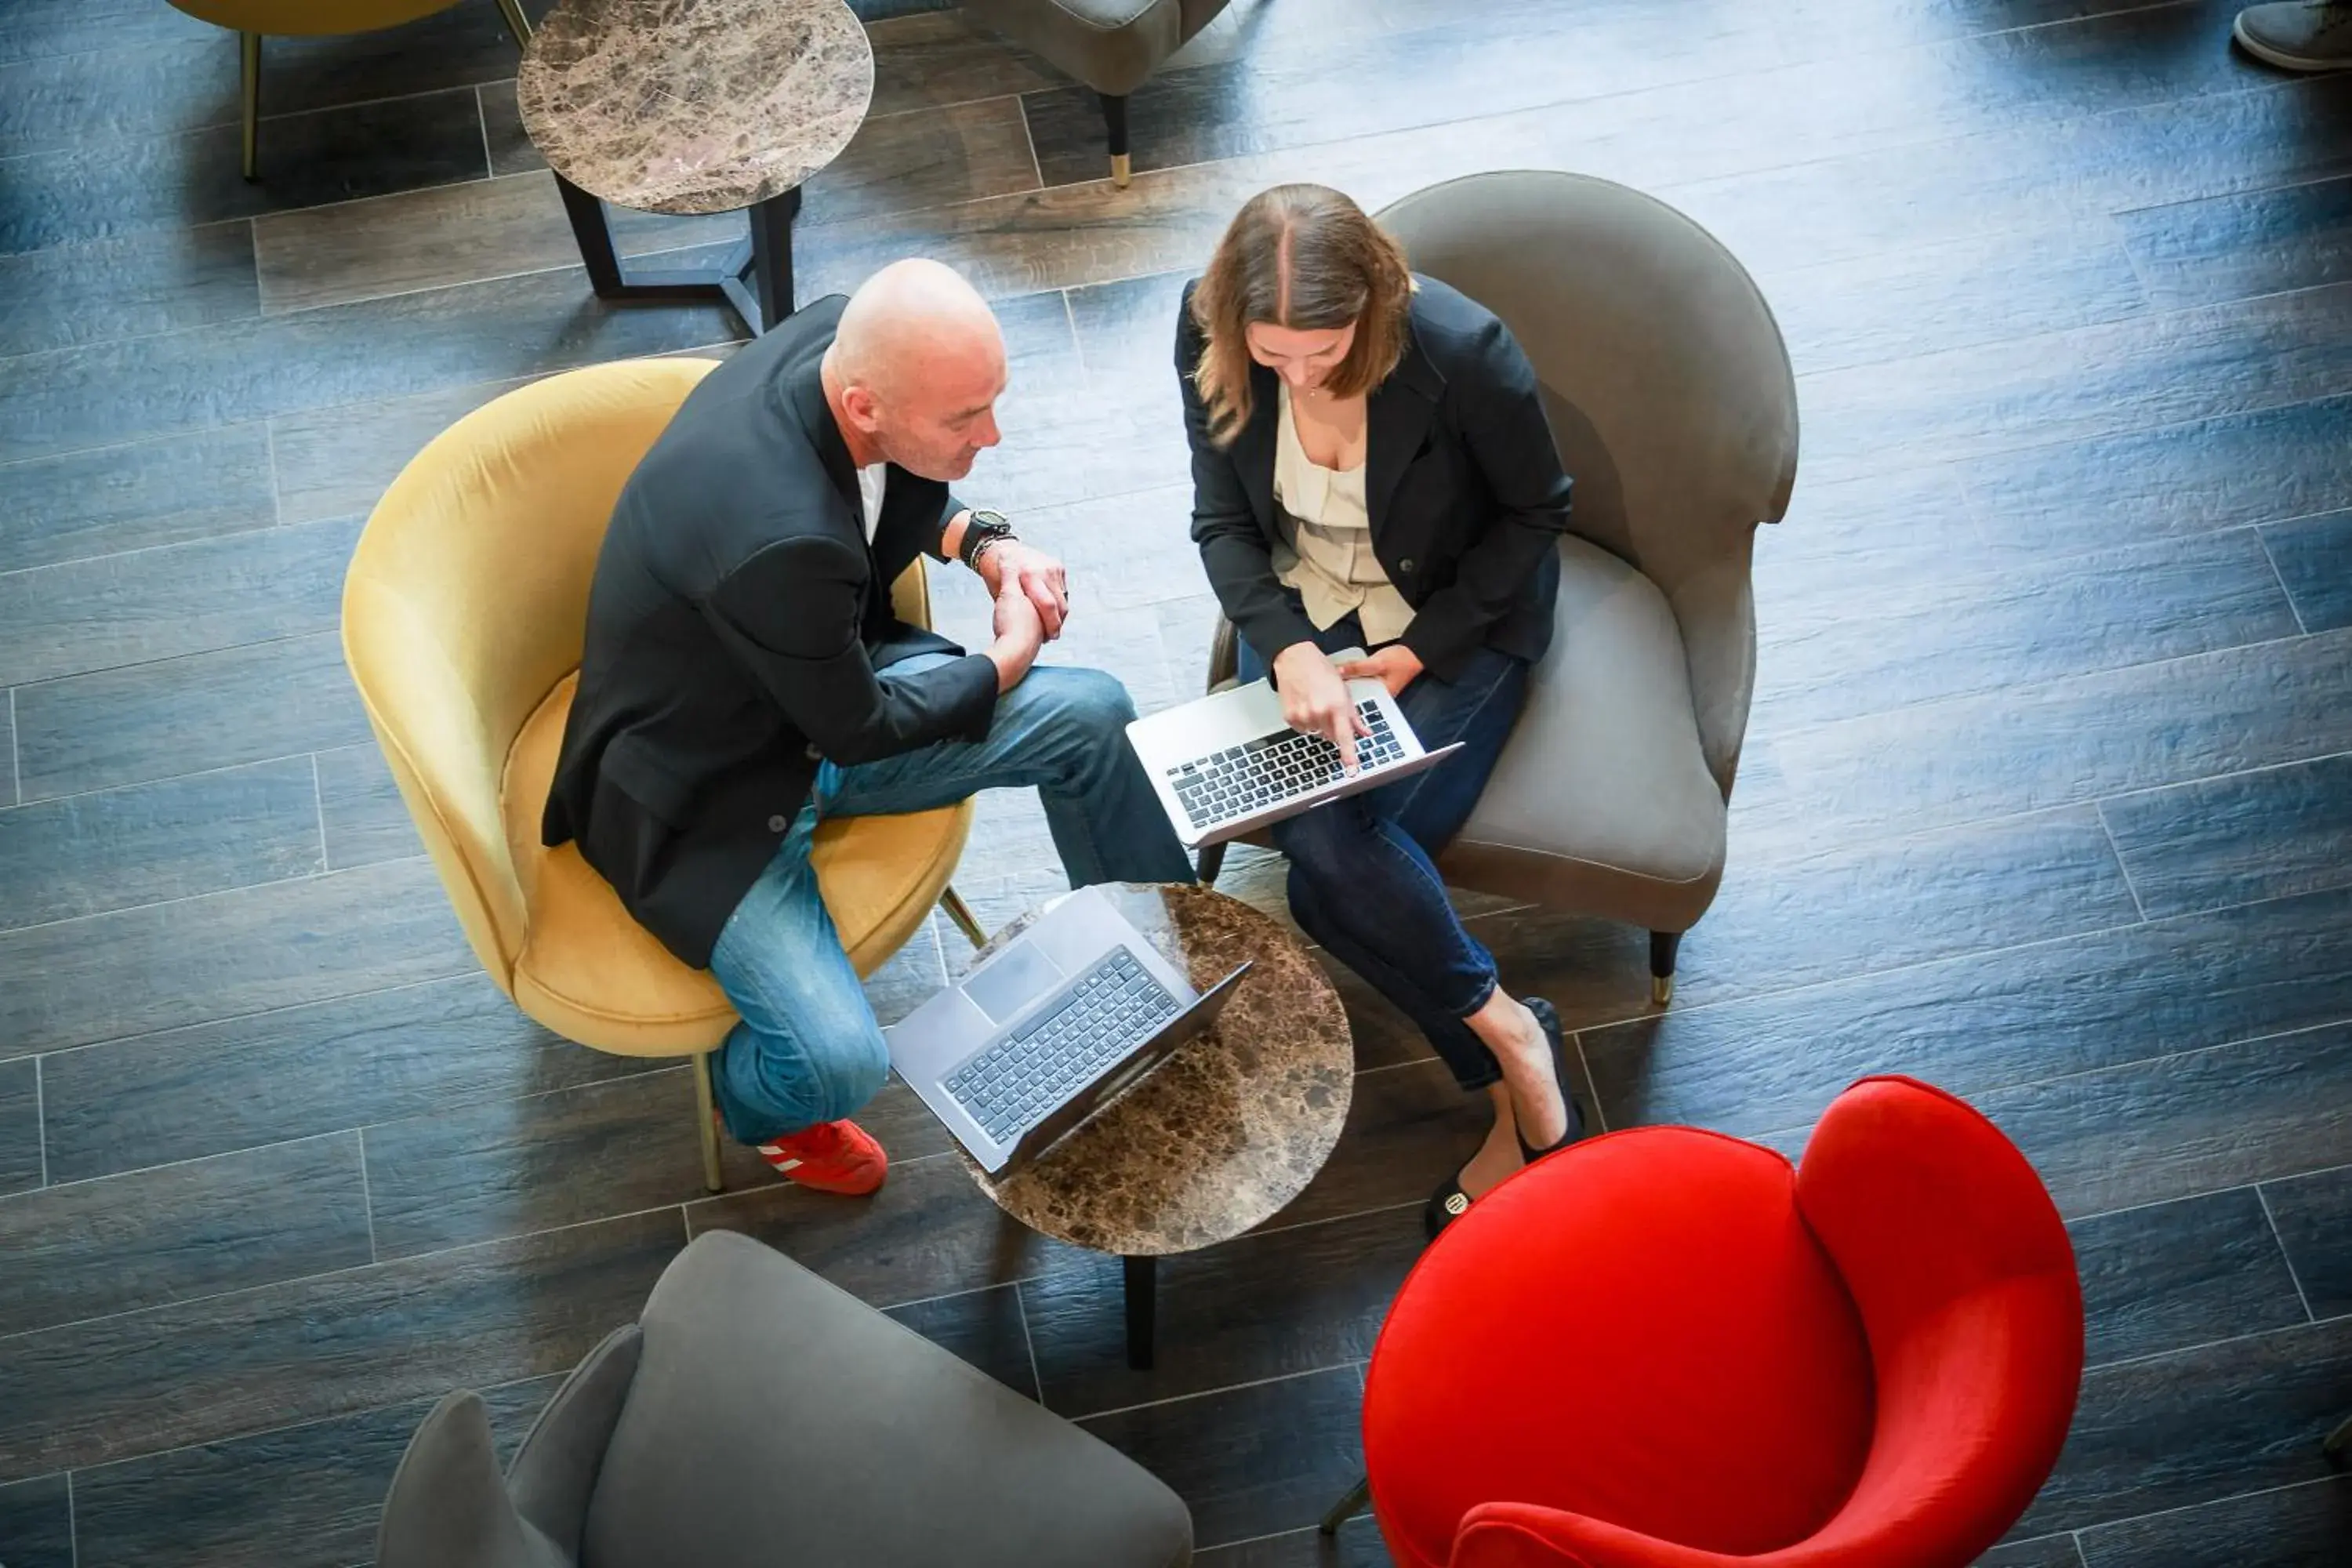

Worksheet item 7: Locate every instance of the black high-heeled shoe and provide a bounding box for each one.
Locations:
[1425,1000,1586,1241]
[1515,997,1585,1165]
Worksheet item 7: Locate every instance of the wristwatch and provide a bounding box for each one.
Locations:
[957,508,1016,569]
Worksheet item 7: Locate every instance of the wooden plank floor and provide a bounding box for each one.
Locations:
[2,0,2349,1562]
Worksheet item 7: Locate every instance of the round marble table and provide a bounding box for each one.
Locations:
[517,0,873,334]
[961,882,1353,1368]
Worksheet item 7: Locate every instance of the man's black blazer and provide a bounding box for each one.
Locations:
[543,298,998,968]
[1176,274,1572,683]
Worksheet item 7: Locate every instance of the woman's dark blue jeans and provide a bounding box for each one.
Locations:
[1237,611,1530,1092]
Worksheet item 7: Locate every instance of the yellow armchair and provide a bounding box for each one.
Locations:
[342,358,982,1192]
[167,0,532,179]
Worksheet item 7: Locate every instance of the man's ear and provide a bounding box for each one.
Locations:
[838,382,884,433]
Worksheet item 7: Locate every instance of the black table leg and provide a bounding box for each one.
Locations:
[554,173,798,336]
[1123,1254,1156,1370]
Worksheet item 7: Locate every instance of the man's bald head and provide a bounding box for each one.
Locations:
[823,260,1007,481]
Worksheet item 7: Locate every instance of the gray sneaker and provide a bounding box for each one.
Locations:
[2234,2,2352,71]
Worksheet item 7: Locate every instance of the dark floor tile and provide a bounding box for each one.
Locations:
[0,856,474,1058]
[1764,214,2151,377]
[0,0,213,64]
[11,631,370,802]
[688,1150,1050,1312]
[1078,1366,1367,1552]
[0,1058,38,1196]
[884,1283,1040,1400]
[0,514,361,686]
[313,742,414,870]
[1978,1019,2352,1219]
[1961,394,2352,560]
[2102,752,2352,919]
[1799,280,2352,487]
[0,257,734,468]
[1027,1206,1421,1421]
[0,87,488,259]
[1265,1059,1527,1235]
[270,373,541,526]
[2264,510,2352,633]
[363,1068,750,1261]
[1498,804,2142,1025]
[1773,626,2352,840]
[66,1373,560,1568]
[2263,1163,2352,1320]
[477,76,538,176]
[2,693,12,809]
[1752,528,2300,729]
[1194,1516,1392,1566]
[0,1472,74,1568]
[0,220,256,358]
[0,423,276,575]
[862,5,1063,120]
[1581,882,2352,1142]
[2075,1473,2352,1567]
[37,975,648,1185]
[2014,1316,2352,1537]
[0,1205,678,1481]
[0,757,322,934]
[0,1132,372,1341]
[2073,1188,2313,1367]
[1978,1537,2087,1568]
[2120,171,2352,310]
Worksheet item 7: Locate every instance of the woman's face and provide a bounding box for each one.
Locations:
[1245,318,1359,393]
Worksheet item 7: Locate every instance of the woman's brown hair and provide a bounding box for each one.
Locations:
[1188,183,1414,445]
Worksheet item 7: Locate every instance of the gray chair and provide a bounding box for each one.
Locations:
[1200,170,1798,1004]
[963,0,1231,185]
[376,1230,1194,1568]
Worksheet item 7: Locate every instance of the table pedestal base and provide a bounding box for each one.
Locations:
[555,175,799,336]
[1123,1254,1156,1370]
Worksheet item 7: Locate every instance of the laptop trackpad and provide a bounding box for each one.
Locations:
[963,942,1063,1025]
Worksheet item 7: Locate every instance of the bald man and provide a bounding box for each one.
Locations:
[544,260,1194,1196]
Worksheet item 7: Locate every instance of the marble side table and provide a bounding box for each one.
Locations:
[963,882,1353,1370]
[517,0,872,335]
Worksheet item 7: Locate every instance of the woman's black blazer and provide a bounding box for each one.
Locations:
[1175,273,1573,682]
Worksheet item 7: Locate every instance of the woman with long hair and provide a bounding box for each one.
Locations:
[1177,183,1582,1236]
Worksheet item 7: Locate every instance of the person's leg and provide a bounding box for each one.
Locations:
[705,807,893,1190]
[820,655,1195,887]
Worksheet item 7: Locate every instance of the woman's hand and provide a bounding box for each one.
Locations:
[1272,641,1370,773]
[1335,644,1423,699]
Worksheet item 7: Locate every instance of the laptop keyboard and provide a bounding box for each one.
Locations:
[1167,701,1406,833]
[944,947,1183,1144]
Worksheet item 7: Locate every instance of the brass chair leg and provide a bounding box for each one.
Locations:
[1649,929,1681,1007]
[691,1050,725,1193]
[491,0,532,46]
[1319,1474,1370,1534]
[239,31,261,182]
[1101,91,1131,187]
[940,885,989,949]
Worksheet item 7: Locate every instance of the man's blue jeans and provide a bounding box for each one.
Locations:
[707,656,1196,1144]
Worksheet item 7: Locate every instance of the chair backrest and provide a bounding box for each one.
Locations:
[342,358,722,989]
[166,0,463,34]
[1375,170,1797,600]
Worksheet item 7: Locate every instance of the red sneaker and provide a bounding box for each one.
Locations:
[748,1118,888,1196]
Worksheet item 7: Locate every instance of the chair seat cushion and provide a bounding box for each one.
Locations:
[583,1231,1192,1567]
[1363,1129,1875,1566]
[498,674,968,1055]
[963,0,1186,96]
[1440,535,1726,913]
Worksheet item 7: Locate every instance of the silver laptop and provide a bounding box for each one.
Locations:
[1126,647,1464,850]
[886,886,1250,1174]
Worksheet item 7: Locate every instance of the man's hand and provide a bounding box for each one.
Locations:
[1334,644,1423,699]
[1272,641,1370,775]
[986,582,1046,693]
[978,539,1068,639]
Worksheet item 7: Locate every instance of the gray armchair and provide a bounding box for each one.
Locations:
[963,0,1231,184]
[376,1231,1193,1567]
[1202,170,1798,1004]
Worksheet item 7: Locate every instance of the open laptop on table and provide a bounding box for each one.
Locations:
[887,886,1250,1175]
[1125,647,1464,850]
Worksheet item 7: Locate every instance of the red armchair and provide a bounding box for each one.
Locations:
[1353,1076,2083,1568]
